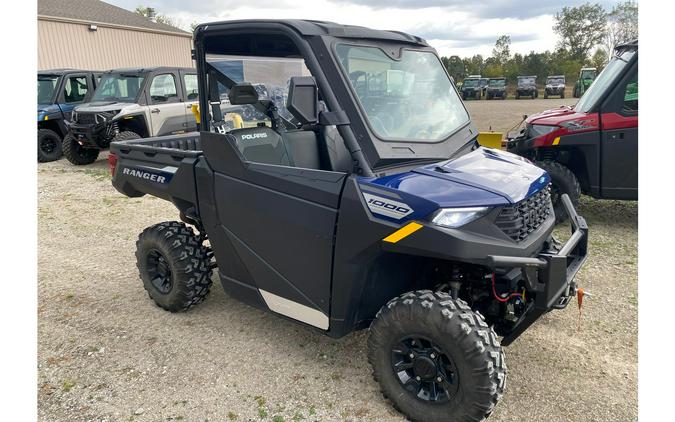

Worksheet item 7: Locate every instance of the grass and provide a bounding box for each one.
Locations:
[254,396,268,419]
[61,379,76,392]
[81,168,111,181]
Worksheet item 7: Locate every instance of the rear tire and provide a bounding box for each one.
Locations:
[38,128,63,162]
[136,221,213,312]
[62,134,99,165]
[368,290,505,422]
[536,160,581,224]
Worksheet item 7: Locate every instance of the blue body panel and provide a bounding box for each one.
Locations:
[37,102,71,122]
[358,147,550,223]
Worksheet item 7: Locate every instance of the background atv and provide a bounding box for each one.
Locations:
[37,69,99,162]
[573,67,597,98]
[486,77,507,100]
[460,76,482,99]
[63,67,199,165]
[507,41,637,222]
[544,75,566,99]
[515,76,538,99]
[108,20,589,422]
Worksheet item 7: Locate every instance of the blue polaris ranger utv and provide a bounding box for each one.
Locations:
[109,20,589,422]
[37,69,99,162]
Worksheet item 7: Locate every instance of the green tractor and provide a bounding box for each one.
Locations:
[573,67,597,98]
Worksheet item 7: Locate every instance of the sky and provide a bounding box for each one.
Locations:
[106,0,622,58]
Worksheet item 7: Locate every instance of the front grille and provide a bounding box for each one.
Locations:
[76,113,97,124]
[495,187,552,242]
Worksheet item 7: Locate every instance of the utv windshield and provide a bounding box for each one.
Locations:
[575,50,635,113]
[336,44,468,141]
[518,77,535,86]
[92,73,146,103]
[38,75,60,104]
[547,78,564,85]
[463,79,479,87]
[489,79,506,87]
[580,70,597,79]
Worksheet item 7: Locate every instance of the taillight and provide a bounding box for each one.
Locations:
[108,153,118,177]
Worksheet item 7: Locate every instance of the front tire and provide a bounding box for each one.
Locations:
[536,160,581,224]
[62,134,99,165]
[113,130,141,142]
[38,128,63,162]
[136,221,213,312]
[369,290,505,422]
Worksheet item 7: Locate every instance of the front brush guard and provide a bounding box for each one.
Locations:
[486,194,588,346]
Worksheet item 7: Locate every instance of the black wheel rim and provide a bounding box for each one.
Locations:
[391,336,459,403]
[146,249,173,294]
[40,136,58,154]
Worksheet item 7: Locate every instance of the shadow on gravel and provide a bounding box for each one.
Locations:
[576,196,637,228]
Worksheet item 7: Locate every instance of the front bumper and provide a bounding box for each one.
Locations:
[462,89,479,97]
[546,87,564,95]
[487,194,588,346]
[67,121,109,148]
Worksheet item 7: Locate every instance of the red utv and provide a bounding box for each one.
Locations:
[506,40,637,222]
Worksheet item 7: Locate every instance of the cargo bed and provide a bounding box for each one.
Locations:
[110,133,204,214]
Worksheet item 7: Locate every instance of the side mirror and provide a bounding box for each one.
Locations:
[228,83,259,105]
[287,76,318,125]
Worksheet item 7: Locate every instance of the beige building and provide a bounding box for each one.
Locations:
[38,0,193,71]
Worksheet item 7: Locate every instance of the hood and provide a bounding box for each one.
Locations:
[75,102,137,112]
[38,103,62,121]
[362,147,550,218]
[525,106,593,126]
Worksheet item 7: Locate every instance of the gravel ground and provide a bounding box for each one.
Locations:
[38,98,637,422]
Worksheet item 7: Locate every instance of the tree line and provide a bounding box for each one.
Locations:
[442,1,637,86]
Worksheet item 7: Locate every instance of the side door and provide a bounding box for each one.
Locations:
[146,72,189,136]
[197,59,346,330]
[599,62,638,199]
[181,71,199,132]
[58,73,90,121]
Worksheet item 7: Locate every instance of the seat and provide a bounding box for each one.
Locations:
[227,126,291,166]
[282,130,322,170]
[319,125,352,173]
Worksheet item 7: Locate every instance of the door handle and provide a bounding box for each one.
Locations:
[151,108,160,114]
[609,132,625,140]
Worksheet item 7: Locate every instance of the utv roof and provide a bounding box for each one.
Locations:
[103,67,195,74]
[615,39,638,51]
[38,68,91,75]
[489,77,506,80]
[517,75,537,78]
[547,75,565,78]
[195,19,428,46]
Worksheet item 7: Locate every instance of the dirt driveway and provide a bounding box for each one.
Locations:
[38,98,637,421]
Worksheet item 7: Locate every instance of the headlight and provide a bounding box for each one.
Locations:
[529,124,557,138]
[431,207,490,228]
[71,111,78,122]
